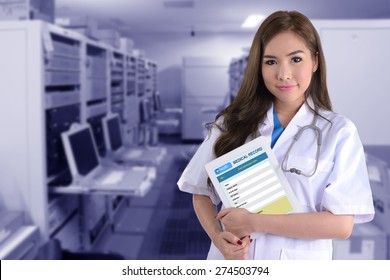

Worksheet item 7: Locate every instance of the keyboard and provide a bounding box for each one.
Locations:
[100,170,125,185]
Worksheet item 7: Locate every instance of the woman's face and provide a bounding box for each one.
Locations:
[261,31,318,108]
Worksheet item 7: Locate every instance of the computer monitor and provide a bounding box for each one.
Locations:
[140,98,153,123]
[87,114,107,158]
[105,114,123,152]
[152,91,162,112]
[139,99,149,123]
[62,124,100,177]
[365,153,389,192]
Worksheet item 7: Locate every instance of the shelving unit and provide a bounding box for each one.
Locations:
[0,20,161,257]
[124,55,139,144]
[228,55,247,99]
[110,50,126,122]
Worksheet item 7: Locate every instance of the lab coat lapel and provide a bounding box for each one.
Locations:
[265,100,314,160]
[258,103,274,145]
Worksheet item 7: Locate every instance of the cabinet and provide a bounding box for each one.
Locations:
[181,57,229,140]
[0,22,82,248]
[0,20,159,257]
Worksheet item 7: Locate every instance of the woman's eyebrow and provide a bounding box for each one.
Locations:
[263,50,304,59]
[287,50,304,56]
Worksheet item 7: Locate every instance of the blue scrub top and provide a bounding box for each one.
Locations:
[271,108,285,148]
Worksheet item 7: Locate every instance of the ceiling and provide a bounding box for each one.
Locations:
[56,0,390,34]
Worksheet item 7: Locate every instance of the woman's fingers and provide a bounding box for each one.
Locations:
[221,230,243,246]
[217,231,251,260]
[215,208,232,220]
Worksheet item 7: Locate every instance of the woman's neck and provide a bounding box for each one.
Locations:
[274,99,304,128]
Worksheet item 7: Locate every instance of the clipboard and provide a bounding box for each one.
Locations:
[205,136,302,217]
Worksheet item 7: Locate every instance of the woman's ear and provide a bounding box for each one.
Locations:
[313,52,319,72]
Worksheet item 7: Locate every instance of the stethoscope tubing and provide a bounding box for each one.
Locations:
[280,113,322,177]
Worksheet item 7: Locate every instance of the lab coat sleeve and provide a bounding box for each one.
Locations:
[177,125,222,206]
[321,120,375,223]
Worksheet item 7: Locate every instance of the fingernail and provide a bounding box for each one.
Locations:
[237,240,243,245]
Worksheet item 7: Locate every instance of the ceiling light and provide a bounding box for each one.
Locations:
[241,14,265,28]
[163,1,194,8]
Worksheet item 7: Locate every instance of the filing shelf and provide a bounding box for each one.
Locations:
[0,20,161,258]
[110,51,125,122]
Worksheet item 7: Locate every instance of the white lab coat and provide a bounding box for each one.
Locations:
[177,99,375,260]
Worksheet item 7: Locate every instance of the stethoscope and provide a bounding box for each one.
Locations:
[280,111,322,177]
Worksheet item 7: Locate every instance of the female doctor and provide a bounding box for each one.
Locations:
[177,10,375,260]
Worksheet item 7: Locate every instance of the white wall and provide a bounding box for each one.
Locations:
[314,20,390,145]
[131,32,254,108]
[132,20,390,146]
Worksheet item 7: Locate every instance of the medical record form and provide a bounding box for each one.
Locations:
[205,136,301,215]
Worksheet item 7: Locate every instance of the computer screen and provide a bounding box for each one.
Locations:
[139,99,150,123]
[153,91,162,112]
[68,127,99,176]
[107,116,123,151]
[87,114,107,158]
[145,99,153,120]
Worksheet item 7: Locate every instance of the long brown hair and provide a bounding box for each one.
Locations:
[207,11,332,189]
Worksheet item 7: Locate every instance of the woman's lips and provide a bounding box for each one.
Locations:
[277,85,296,91]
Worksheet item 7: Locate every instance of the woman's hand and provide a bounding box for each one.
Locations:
[212,231,251,260]
[216,208,254,238]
